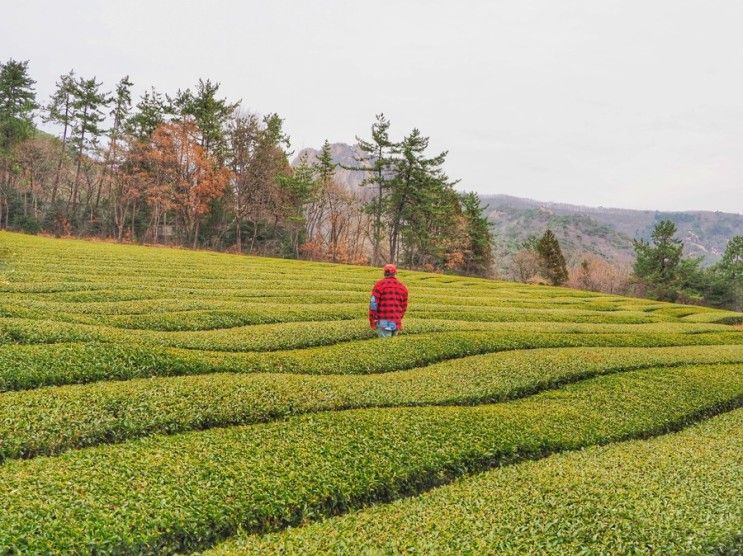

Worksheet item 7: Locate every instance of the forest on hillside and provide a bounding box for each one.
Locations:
[0,60,493,276]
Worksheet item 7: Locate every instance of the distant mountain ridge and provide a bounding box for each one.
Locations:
[294,143,742,268]
[481,194,742,269]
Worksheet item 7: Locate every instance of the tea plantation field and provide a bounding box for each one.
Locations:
[0,231,741,554]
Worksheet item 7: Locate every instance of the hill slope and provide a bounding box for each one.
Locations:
[0,232,741,553]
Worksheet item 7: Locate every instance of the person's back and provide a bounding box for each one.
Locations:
[369,264,408,337]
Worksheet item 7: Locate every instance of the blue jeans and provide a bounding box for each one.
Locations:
[377,320,398,338]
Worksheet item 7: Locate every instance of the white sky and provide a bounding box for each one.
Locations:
[2,0,742,212]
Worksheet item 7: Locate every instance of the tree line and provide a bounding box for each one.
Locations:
[508,223,742,311]
[2,58,739,309]
[0,59,494,276]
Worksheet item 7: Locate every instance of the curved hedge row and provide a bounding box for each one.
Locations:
[210,408,743,555]
[0,363,741,553]
[5,291,659,312]
[2,345,741,461]
[127,319,732,352]
[2,330,742,391]
[1,315,731,352]
[2,232,740,553]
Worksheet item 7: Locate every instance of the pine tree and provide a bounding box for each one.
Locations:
[0,59,37,154]
[94,75,133,213]
[170,79,239,162]
[632,220,684,300]
[536,229,568,285]
[69,76,108,215]
[702,235,743,310]
[0,59,37,229]
[44,70,76,203]
[344,114,397,264]
[459,191,494,276]
[719,235,743,310]
[719,235,743,278]
[277,154,318,257]
[109,76,133,147]
[127,88,168,139]
[387,128,451,264]
[314,140,336,185]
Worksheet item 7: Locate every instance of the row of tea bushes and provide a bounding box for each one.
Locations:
[1,346,741,460]
[3,329,743,391]
[0,363,741,553]
[209,408,743,555]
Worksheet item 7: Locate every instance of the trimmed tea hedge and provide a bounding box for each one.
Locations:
[210,408,743,555]
[0,363,741,553]
[1,231,740,554]
[1,345,741,460]
[2,330,742,391]
[0,315,730,351]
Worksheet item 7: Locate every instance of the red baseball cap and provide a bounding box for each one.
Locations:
[383,263,397,274]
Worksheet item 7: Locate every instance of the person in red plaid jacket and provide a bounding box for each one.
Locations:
[368,264,409,337]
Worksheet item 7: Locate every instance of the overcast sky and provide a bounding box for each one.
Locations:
[3,0,742,212]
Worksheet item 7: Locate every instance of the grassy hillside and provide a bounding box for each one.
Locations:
[0,231,741,554]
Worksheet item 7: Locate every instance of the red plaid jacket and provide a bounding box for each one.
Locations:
[369,276,409,329]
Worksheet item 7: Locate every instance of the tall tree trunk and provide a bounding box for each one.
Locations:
[70,106,88,217]
[94,126,119,215]
[130,203,136,241]
[373,174,383,265]
[235,217,242,253]
[51,100,71,204]
[119,201,131,242]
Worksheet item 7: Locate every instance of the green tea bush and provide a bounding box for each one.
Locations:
[2,330,742,391]
[1,346,741,460]
[210,408,743,555]
[0,231,740,554]
[0,364,740,553]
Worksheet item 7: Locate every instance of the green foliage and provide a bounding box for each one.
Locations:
[108,75,133,143]
[5,325,741,391]
[314,139,336,184]
[69,75,108,157]
[387,127,459,267]
[458,191,494,276]
[0,232,740,553]
[633,219,685,300]
[0,59,37,153]
[536,229,568,285]
[43,70,76,135]
[634,222,742,310]
[213,408,743,555]
[276,154,318,256]
[1,345,740,460]
[346,113,396,264]
[0,363,741,553]
[522,234,540,251]
[126,87,168,139]
[169,78,239,161]
[704,235,743,310]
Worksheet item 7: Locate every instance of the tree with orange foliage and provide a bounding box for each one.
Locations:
[140,120,229,247]
[567,253,630,294]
